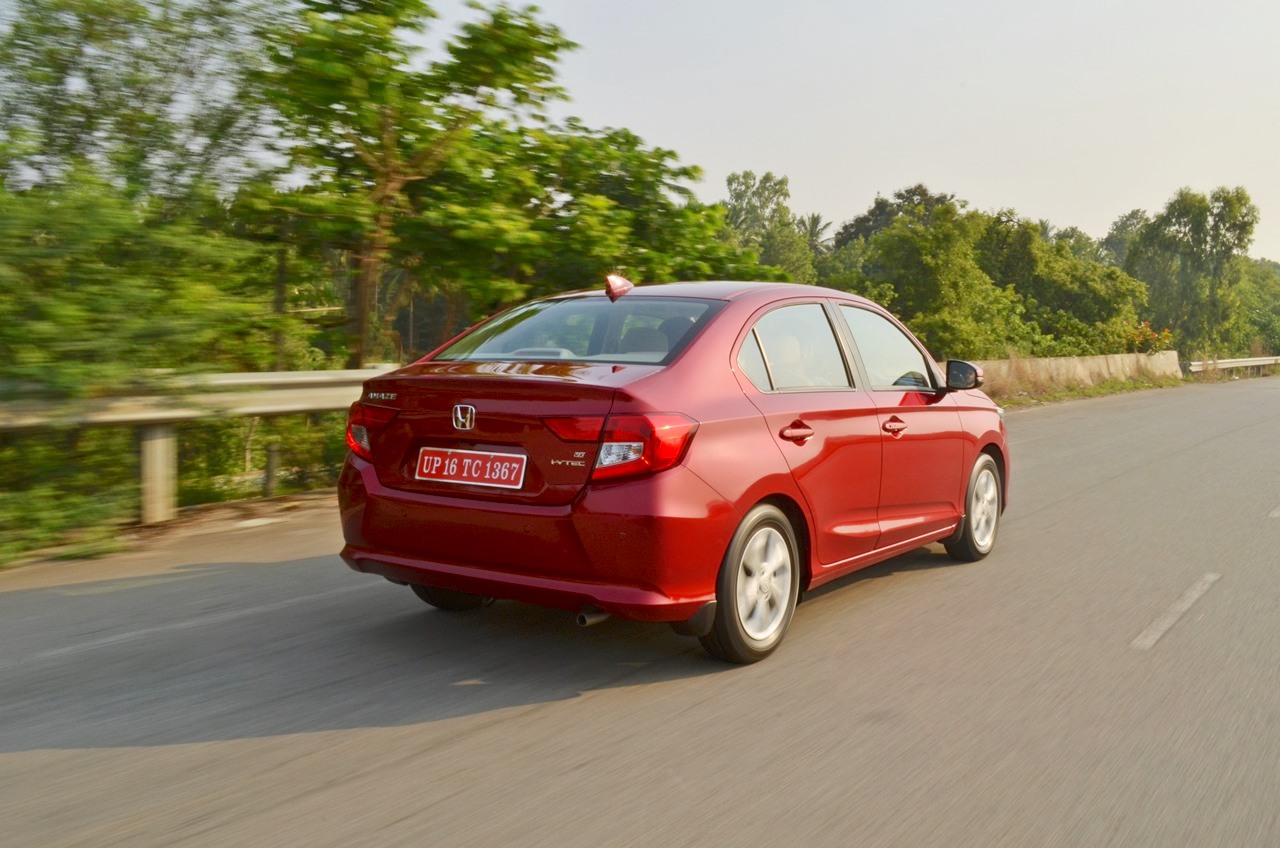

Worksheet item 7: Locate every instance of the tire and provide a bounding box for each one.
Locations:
[410,583,491,611]
[700,504,800,664]
[944,453,1002,562]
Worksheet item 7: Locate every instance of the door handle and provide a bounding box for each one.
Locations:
[779,423,814,443]
[882,417,908,436]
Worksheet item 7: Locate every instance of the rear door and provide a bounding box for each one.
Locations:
[738,302,883,567]
[837,305,966,548]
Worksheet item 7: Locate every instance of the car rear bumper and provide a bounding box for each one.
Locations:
[338,456,737,622]
[340,546,714,622]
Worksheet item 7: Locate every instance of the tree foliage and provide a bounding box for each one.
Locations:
[261,0,575,365]
[860,201,1040,358]
[833,184,957,250]
[975,214,1147,355]
[0,174,272,397]
[721,170,817,284]
[723,171,792,242]
[0,0,274,200]
[1124,187,1259,354]
[794,213,832,255]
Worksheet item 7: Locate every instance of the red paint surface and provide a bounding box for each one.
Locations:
[339,282,1008,622]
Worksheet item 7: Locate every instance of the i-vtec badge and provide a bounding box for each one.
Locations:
[452,404,476,431]
[367,392,397,401]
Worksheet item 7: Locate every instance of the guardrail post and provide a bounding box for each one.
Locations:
[140,424,177,524]
[264,443,279,498]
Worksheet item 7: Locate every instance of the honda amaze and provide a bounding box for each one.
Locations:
[339,279,1008,663]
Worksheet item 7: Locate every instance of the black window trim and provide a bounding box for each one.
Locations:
[747,327,776,392]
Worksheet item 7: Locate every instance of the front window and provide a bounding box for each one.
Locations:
[435,296,722,365]
[840,305,934,390]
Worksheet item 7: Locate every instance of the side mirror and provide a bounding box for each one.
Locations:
[944,360,984,391]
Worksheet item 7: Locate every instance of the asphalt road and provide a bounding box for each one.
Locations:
[3,378,1280,847]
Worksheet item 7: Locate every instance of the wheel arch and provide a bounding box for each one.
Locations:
[978,442,1008,511]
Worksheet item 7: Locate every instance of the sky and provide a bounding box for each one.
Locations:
[426,0,1280,260]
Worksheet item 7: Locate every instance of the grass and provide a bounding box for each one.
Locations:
[989,373,1186,408]
[979,351,1189,408]
[987,359,1279,409]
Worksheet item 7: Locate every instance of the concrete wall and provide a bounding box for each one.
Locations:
[973,351,1181,395]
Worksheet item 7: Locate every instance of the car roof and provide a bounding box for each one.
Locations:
[553,280,881,307]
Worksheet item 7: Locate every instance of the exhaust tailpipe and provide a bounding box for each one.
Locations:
[576,607,610,627]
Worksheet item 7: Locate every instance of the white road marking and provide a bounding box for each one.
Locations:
[235,517,284,529]
[12,585,371,667]
[1130,573,1221,650]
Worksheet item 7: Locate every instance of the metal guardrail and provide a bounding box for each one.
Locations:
[1186,356,1280,374]
[0,366,398,525]
[0,367,396,430]
[5,355,1279,528]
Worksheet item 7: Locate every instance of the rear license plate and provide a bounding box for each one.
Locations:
[415,447,528,489]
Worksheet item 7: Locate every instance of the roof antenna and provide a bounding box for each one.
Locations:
[605,274,634,302]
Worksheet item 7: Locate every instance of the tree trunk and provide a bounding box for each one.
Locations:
[274,242,288,371]
[348,194,399,367]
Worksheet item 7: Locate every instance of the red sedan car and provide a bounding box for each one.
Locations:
[339,280,1008,663]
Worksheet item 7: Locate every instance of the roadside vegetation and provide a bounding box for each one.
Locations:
[3,0,1280,562]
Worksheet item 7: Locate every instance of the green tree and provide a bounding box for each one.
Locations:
[228,178,349,369]
[1124,187,1259,354]
[510,122,767,292]
[795,212,832,256]
[721,170,815,283]
[758,219,817,284]
[814,240,895,305]
[0,174,269,398]
[1223,258,1280,355]
[1101,209,1149,267]
[0,0,273,199]
[263,0,575,365]
[383,119,778,352]
[723,170,792,244]
[1053,226,1105,264]
[975,214,1148,355]
[833,184,957,249]
[864,201,1040,359]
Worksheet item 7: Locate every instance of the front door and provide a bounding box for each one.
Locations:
[838,305,966,549]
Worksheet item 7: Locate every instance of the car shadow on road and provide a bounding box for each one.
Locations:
[801,543,969,605]
[0,555,730,752]
[0,544,971,753]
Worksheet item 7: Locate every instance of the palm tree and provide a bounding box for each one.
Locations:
[795,212,832,256]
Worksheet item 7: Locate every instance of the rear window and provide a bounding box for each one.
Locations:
[434,296,723,365]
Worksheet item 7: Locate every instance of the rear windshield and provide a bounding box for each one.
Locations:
[434,296,723,365]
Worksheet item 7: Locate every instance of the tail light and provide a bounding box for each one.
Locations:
[545,416,605,443]
[547,413,698,482]
[346,401,399,462]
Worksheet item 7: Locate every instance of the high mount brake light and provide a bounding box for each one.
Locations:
[346,401,399,462]
[605,274,634,301]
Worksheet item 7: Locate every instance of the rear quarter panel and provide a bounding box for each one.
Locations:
[606,296,815,577]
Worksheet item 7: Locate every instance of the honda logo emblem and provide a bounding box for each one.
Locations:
[452,404,476,431]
